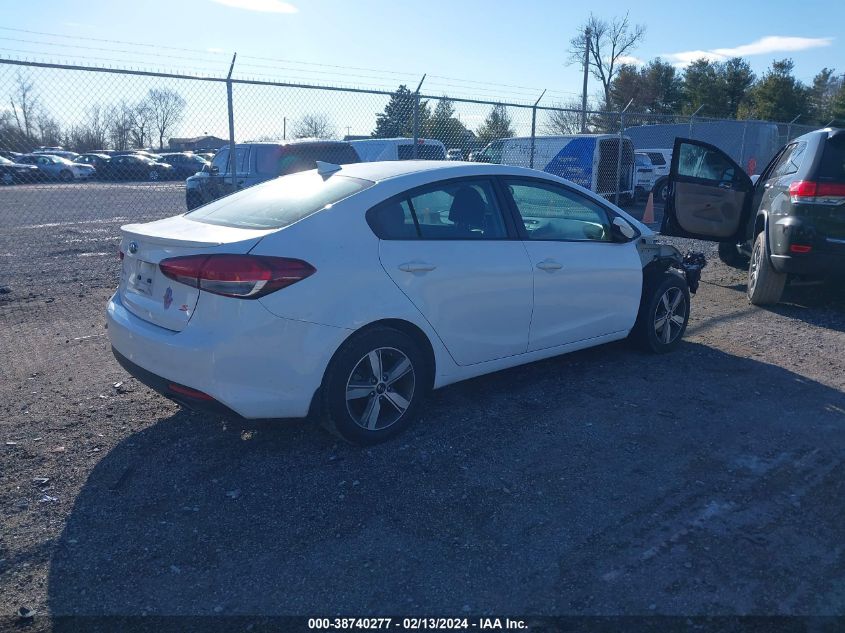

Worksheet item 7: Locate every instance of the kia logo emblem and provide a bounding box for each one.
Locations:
[128,241,138,254]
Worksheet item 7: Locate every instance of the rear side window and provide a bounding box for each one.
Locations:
[367,179,507,240]
[398,144,446,160]
[646,152,666,166]
[818,137,845,182]
[187,172,373,229]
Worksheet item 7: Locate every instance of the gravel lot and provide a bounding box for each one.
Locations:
[1,182,845,628]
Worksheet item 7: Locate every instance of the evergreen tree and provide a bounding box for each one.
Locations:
[476,104,514,145]
[424,97,470,148]
[372,85,430,138]
[746,59,809,122]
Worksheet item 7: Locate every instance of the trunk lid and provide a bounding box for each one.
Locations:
[118,215,275,331]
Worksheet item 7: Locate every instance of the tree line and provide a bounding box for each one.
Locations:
[2,73,186,153]
[568,12,845,124]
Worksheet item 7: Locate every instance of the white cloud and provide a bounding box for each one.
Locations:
[616,55,645,67]
[210,0,298,13]
[662,35,833,67]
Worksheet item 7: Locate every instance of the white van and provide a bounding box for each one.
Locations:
[472,134,635,201]
[350,138,447,162]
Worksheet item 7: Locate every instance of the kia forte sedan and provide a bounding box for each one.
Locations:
[108,161,703,444]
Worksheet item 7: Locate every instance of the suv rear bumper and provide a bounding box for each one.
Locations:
[771,248,845,277]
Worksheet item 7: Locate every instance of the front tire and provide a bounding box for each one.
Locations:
[747,231,786,305]
[59,170,73,182]
[654,179,669,204]
[148,170,160,182]
[320,326,430,445]
[630,272,690,353]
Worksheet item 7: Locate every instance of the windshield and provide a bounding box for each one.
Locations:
[51,156,72,164]
[186,171,374,229]
[0,156,12,165]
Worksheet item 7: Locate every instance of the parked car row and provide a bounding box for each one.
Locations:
[0,149,210,184]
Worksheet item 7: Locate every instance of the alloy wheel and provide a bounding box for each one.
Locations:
[749,240,762,295]
[654,287,686,345]
[149,170,160,181]
[345,347,415,431]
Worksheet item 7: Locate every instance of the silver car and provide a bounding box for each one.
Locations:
[18,154,96,182]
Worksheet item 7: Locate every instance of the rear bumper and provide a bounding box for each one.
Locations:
[106,291,352,419]
[112,347,240,417]
[771,249,845,277]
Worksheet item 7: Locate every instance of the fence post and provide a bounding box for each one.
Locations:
[739,119,748,171]
[412,74,426,159]
[226,53,237,190]
[688,104,704,140]
[615,100,632,206]
[786,114,801,142]
[529,89,546,169]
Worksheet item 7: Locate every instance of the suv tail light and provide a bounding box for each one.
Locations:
[788,181,845,205]
[159,254,315,299]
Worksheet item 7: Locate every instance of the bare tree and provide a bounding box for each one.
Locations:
[292,113,336,139]
[544,99,588,135]
[70,104,111,151]
[36,113,62,147]
[568,13,646,110]
[9,72,39,138]
[130,99,154,149]
[147,88,186,149]
[108,101,135,150]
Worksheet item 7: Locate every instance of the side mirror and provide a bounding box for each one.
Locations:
[209,165,219,175]
[612,216,637,241]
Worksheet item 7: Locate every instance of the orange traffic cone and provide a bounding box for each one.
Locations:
[642,192,655,224]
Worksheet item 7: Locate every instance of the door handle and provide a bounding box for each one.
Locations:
[399,262,437,273]
[536,259,563,271]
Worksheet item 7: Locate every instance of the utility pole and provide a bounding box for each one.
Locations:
[580,27,591,134]
[283,117,286,141]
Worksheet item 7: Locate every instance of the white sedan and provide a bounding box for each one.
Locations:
[107,161,703,444]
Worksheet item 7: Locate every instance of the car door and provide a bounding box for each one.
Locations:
[211,146,251,195]
[662,138,755,241]
[501,177,643,351]
[371,177,534,366]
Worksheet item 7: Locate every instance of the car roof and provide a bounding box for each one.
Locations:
[239,139,351,147]
[329,160,571,183]
[793,127,844,144]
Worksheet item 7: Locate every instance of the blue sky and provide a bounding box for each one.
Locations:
[1,0,842,140]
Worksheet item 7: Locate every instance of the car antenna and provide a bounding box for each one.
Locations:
[316,161,342,177]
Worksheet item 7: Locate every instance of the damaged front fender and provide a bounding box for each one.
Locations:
[636,237,707,294]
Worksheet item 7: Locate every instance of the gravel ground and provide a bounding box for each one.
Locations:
[1,182,845,630]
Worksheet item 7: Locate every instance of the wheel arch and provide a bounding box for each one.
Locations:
[308,317,438,418]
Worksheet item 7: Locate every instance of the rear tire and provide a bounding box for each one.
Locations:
[148,170,160,182]
[320,326,431,445]
[747,232,786,305]
[630,272,690,353]
[654,179,669,204]
[717,241,747,268]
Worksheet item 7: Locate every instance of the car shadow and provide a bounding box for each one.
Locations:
[47,341,845,624]
[708,278,845,334]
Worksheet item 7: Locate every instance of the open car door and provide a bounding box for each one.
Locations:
[661,138,754,241]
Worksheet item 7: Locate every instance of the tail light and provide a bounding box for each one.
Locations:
[789,181,845,205]
[159,254,315,299]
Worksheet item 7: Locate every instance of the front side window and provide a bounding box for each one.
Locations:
[212,147,250,174]
[677,143,735,182]
[647,152,667,166]
[506,179,613,242]
[366,179,507,240]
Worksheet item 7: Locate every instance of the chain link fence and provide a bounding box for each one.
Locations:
[0,57,830,383]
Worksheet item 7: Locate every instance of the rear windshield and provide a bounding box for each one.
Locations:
[818,136,845,182]
[186,171,373,229]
